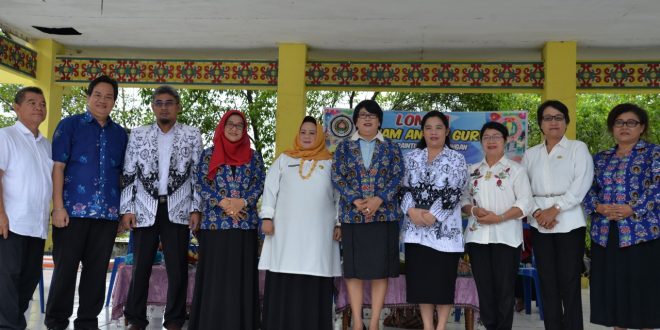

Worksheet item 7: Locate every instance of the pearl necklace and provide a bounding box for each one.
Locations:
[298,159,319,180]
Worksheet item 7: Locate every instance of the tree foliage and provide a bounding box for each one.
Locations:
[0,84,20,127]
[1,82,657,162]
[576,94,659,153]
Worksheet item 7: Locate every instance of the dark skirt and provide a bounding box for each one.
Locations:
[590,222,660,328]
[262,271,334,330]
[188,229,260,330]
[341,221,400,280]
[405,243,461,304]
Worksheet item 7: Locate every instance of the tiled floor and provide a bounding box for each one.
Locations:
[26,269,610,330]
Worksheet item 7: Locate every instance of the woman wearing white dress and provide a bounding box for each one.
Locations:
[460,121,533,330]
[259,116,342,330]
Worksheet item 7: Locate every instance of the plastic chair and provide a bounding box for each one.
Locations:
[454,307,462,322]
[105,231,133,307]
[518,223,544,320]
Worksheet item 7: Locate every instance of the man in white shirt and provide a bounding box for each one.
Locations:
[119,86,202,330]
[0,87,53,329]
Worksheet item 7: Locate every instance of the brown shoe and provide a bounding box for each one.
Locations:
[164,324,182,330]
[126,325,144,330]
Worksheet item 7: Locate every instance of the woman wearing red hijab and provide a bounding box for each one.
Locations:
[189,110,266,330]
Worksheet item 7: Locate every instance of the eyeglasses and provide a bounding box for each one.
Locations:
[358,113,378,120]
[542,115,565,122]
[482,134,504,141]
[613,119,641,128]
[225,123,245,131]
[153,100,177,107]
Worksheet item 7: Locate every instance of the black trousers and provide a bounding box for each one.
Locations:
[123,201,190,328]
[45,217,118,330]
[467,243,520,330]
[531,226,585,330]
[0,232,45,330]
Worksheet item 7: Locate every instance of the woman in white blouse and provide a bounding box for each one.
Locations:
[401,111,468,330]
[522,100,594,330]
[258,116,342,330]
[460,121,533,330]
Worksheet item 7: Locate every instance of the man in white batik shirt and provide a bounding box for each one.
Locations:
[119,86,202,330]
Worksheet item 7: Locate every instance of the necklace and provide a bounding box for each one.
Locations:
[298,159,319,180]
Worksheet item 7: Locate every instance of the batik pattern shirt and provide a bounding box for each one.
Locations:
[196,148,265,230]
[401,147,468,253]
[120,123,203,227]
[52,111,128,221]
[332,137,404,224]
[584,140,659,247]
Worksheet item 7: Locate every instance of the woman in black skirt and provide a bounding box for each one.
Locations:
[332,100,404,330]
[400,111,468,330]
[189,110,266,330]
[460,122,533,330]
[583,103,660,330]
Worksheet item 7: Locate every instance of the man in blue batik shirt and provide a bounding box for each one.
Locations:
[45,75,128,330]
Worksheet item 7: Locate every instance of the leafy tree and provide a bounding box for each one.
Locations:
[2,82,657,159]
[0,84,20,127]
[576,94,659,153]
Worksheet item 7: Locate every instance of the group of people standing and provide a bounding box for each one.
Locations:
[0,74,657,330]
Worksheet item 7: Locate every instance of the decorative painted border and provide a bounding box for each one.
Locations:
[577,62,660,89]
[0,35,37,78]
[54,57,278,87]
[305,61,545,89]
[51,57,660,91]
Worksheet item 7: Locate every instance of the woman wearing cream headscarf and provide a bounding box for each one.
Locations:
[259,116,342,330]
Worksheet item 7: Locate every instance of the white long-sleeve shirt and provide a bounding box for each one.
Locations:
[258,154,341,277]
[461,157,533,247]
[522,136,594,234]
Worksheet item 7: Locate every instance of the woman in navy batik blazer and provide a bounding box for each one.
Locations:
[332,100,403,330]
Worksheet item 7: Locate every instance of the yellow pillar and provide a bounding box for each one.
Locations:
[0,69,35,85]
[33,39,64,139]
[542,41,577,139]
[275,43,307,155]
[32,39,64,252]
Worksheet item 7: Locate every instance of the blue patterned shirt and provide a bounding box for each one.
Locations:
[52,111,128,221]
[332,136,404,224]
[195,148,266,230]
[584,140,659,247]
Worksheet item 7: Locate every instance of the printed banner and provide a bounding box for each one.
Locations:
[324,109,528,165]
